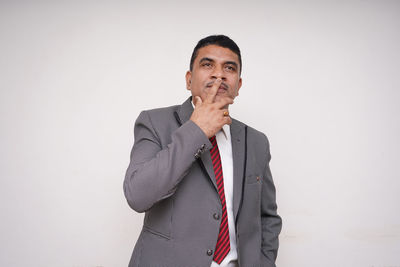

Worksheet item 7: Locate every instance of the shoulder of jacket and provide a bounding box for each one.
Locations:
[137,104,180,122]
[143,104,180,116]
[232,118,269,142]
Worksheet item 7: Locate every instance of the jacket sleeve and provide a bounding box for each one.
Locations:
[260,135,282,266]
[123,110,212,213]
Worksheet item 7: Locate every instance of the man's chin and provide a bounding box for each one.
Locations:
[215,95,233,107]
[215,93,231,100]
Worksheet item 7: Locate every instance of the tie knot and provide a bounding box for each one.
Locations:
[209,136,217,146]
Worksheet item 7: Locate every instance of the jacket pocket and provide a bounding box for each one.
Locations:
[143,199,172,239]
[143,226,171,240]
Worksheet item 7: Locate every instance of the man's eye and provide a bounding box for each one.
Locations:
[202,62,212,67]
[225,65,236,71]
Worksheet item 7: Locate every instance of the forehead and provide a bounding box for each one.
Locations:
[195,44,239,64]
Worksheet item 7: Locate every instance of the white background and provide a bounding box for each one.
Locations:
[1,1,399,266]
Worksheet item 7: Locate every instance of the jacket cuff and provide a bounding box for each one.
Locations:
[173,120,213,160]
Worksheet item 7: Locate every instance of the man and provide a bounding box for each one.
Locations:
[124,35,282,267]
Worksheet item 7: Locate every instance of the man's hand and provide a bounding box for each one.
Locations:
[190,78,234,138]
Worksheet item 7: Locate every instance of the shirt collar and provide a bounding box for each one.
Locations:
[220,124,230,140]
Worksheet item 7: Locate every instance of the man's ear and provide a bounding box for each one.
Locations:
[236,77,242,96]
[185,71,192,90]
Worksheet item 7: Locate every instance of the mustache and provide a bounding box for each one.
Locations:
[206,81,229,90]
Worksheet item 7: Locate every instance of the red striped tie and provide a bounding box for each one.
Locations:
[209,136,230,264]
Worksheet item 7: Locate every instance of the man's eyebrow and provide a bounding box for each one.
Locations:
[199,58,239,68]
[199,57,214,64]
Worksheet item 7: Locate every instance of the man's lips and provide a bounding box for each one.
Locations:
[216,87,227,94]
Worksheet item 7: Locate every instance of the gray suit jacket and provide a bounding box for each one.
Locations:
[124,97,282,267]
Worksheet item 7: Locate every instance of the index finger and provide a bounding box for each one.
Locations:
[204,78,222,104]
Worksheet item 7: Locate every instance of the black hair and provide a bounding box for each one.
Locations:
[189,35,242,74]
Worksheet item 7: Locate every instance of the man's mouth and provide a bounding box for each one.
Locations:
[217,87,227,94]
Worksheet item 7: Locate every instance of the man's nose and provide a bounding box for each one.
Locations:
[211,66,226,80]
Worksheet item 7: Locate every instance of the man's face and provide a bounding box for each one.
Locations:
[186,45,242,106]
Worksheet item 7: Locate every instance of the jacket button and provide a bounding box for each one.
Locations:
[207,249,213,256]
[213,213,220,220]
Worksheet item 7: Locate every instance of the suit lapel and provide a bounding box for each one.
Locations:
[230,118,246,220]
[176,97,193,126]
[199,150,218,189]
[176,97,218,190]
